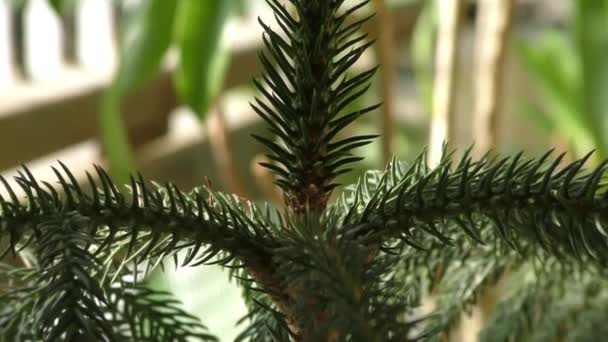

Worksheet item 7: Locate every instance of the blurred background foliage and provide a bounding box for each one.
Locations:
[517,0,608,161]
[102,0,234,183]
[1,0,608,340]
[14,0,240,183]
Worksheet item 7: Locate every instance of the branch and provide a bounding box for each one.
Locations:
[0,261,219,341]
[0,163,276,267]
[479,263,607,342]
[332,152,608,340]
[34,212,115,340]
[0,264,38,340]
[339,148,608,264]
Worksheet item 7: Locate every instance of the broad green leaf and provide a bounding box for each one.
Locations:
[174,0,232,118]
[100,0,178,183]
[575,0,608,158]
[516,103,554,135]
[113,0,178,95]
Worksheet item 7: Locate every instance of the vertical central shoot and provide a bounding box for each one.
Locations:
[290,1,335,214]
[253,0,378,218]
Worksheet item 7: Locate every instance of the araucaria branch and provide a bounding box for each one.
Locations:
[2,1,608,341]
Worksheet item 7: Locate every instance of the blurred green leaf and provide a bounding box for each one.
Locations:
[516,31,595,156]
[175,0,232,118]
[575,0,608,157]
[48,0,76,14]
[516,103,554,135]
[101,0,178,182]
[517,2,608,160]
[114,0,177,94]
[100,90,135,185]
[48,0,63,13]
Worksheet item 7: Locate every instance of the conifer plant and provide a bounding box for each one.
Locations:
[3,1,608,341]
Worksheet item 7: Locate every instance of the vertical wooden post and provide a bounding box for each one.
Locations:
[60,7,77,65]
[472,0,515,156]
[428,0,464,166]
[372,0,396,164]
[9,0,25,79]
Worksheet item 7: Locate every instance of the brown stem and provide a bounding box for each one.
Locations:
[207,101,250,198]
[18,252,32,268]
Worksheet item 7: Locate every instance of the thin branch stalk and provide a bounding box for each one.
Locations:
[207,100,250,198]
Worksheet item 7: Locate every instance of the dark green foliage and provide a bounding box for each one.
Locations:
[1,262,217,341]
[274,218,418,341]
[0,163,274,267]
[0,165,269,341]
[106,283,216,341]
[234,296,291,342]
[339,148,608,264]
[34,212,114,341]
[2,0,608,341]
[334,155,608,341]
[478,263,608,342]
[0,264,40,340]
[253,0,378,215]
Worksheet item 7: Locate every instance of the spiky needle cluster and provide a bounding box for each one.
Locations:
[253,0,378,216]
[2,1,608,341]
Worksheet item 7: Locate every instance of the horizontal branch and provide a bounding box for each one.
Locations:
[0,163,278,268]
[338,149,608,263]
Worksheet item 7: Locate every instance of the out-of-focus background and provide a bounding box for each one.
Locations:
[0,0,605,340]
